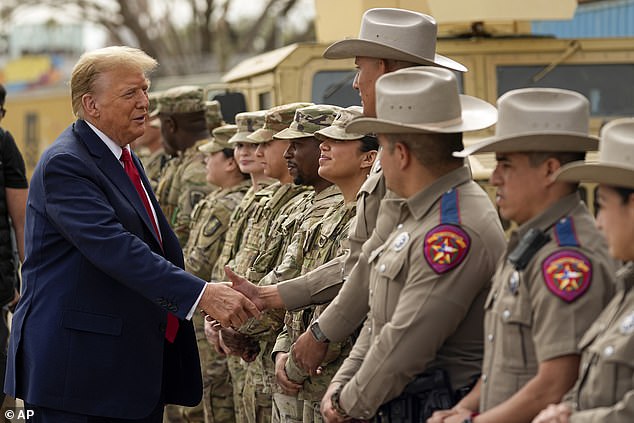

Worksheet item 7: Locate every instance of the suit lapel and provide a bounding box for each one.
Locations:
[73,120,164,250]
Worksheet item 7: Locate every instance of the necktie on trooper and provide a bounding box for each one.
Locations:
[120,148,179,343]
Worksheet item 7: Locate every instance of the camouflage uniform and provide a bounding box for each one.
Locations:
[229,103,314,423]
[209,110,273,423]
[183,125,248,423]
[170,99,225,246]
[271,108,367,422]
[248,105,343,423]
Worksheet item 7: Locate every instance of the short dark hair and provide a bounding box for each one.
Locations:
[385,132,464,169]
[0,83,6,105]
[527,151,586,168]
[612,186,634,204]
[221,148,249,179]
[359,134,379,152]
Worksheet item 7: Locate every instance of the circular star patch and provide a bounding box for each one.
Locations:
[542,250,592,303]
[423,224,471,274]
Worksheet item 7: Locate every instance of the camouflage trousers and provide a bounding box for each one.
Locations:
[242,345,274,423]
[228,355,248,423]
[272,393,303,423]
[302,400,323,423]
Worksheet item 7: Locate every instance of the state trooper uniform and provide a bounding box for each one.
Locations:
[452,88,616,414]
[329,67,502,421]
[552,118,634,422]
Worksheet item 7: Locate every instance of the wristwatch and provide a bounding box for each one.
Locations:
[330,384,349,419]
[309,320,330,343]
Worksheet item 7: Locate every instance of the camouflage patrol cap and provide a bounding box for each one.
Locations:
[148,91,162,118]
[158,85,205,115]
[315,106,367,141]
[274,104,342,140]
[205,100,224,131]
[228,110,267,144]
[248,102,315,143]
[199,124,238,154]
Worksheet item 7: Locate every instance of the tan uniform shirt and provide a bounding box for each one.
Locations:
[480,193,616,410]
[565,262,634,422]
[333,166,506,419]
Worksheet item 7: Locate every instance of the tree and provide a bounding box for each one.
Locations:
[0,0,315,75]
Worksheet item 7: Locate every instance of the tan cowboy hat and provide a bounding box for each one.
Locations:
[454,88,598,157]
[556,118,634,189]
[323,8,467,73]
[345,67,497,135]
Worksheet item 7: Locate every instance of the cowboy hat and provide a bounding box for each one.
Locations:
[323,8,467,72]
[345,67,497,135]
[454,88,598,157]
[556,118,634,189]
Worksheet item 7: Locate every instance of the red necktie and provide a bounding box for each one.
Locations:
[121,148,179,343]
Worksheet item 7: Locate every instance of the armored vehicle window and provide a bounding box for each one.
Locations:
[496,64,634,116]
[312,71,361,107]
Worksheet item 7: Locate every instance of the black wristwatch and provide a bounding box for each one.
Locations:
[309,320,330,343]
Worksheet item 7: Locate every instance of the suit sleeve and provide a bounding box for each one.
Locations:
[42,151,205,319]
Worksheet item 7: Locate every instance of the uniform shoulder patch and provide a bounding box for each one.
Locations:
[542,249,592,302]
[423,224,471,274]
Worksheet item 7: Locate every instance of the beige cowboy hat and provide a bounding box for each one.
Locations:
[454,88,598,157]
[323,8,467,73]
[556,118,634,189]
[346,67,497,135]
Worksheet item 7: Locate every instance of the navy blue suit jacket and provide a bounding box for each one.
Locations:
[5,120,204,418]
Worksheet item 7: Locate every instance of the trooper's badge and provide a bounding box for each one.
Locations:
[542,250,592,302]
[393,232,410,252]
[423,224,470,274]
[508,270,520,295]
[620,312,634,335]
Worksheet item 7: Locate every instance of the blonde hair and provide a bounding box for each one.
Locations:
[70,46,158,118]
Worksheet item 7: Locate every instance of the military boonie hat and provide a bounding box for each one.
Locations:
[228,111,267,144]
[274,104,342,140]
[205,100,224,132]
[315,106,367,141]
[158,85,205,115]
[248,102,315,143]
[454,88,598,157]
[199,124,238,154]
[556,118,634,189]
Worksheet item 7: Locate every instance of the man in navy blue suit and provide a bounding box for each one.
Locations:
[4,46,259,422]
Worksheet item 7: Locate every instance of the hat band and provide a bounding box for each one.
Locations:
[404,116,463,129]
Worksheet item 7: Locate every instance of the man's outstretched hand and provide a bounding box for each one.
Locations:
[199,281,260,328]
[224,265,267,311]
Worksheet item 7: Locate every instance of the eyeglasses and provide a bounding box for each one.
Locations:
[0,108,5,118]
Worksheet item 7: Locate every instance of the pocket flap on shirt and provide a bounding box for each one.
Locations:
[62,309,123,336]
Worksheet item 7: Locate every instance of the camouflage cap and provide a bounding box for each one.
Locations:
[205,100,224,132]
[315,106,367,141]
[199,124,238,154]
[158,85,205,115]
[148,91,162,118]
[228,110,267,144]
[248,102,315,143]
[274,104,342,140]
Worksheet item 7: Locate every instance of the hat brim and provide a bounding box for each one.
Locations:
[315,126,364,141]
[555,162,634,189]
[454,133,599,158]
[273,127,314,140]
[247,128,276,143]
[323,39,467,73]
[346,95,496,135]
[229,131,259,144]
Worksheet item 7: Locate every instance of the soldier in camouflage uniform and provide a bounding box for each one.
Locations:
[132,91,165,192]
[208,110,274,423]
[219,103,315,423]
[155,86,220,246]
[182,124,250,423]
[221,105,343,423]
[276,107,378,423]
